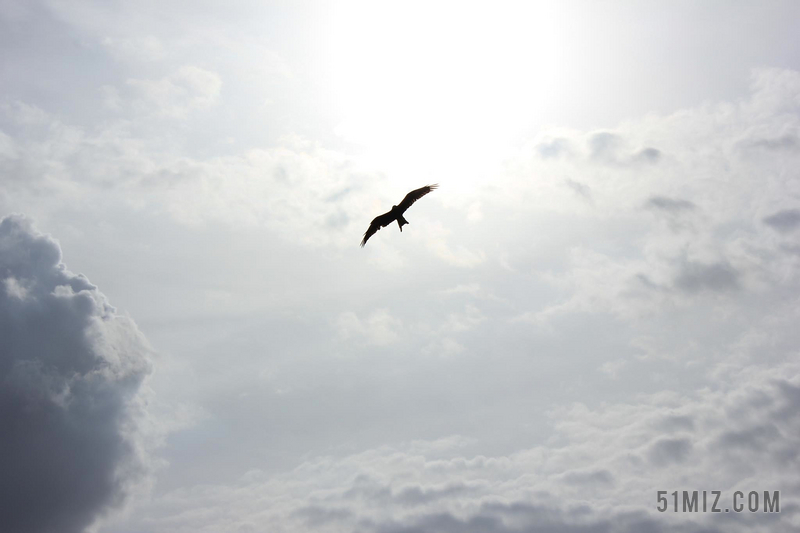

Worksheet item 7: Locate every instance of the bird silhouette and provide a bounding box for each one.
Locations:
[361,184,438,247]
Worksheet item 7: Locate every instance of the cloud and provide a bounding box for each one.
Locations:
[588,131,623,161]
[645,196,696,213]
[0,215,152,533]
[366,503,724,533]
[657,415,695,433]
[740,134,798,151]
[126,66,222,118]
[0,130,18,159]
[535,137,573,159]
[599,358,626,379]
[102,34,166,63]
[423,222,485,268]
[292,505,352,527]
[559,468,615,487]
[0,101,382,248]
[428,242,486,268]
[336,309,402,346]
[111,355,800,532]
[588,132,662,166]
[564,179,592,200]
[673,261,739,293]
[647,437,693,466]
[634,147,662,163]
[763,209,800,233]
[4,18,800,528]
[530,130,660,169]
[717,423,780,451]
[422,337,465,358]
[643,196,699,232]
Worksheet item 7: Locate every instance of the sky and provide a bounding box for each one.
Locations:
[2,1,800,532]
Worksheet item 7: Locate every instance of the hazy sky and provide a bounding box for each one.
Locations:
[2,1,800,532]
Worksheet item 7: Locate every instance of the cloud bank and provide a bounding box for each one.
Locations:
[0,215,152,533]
[91,67,800,533]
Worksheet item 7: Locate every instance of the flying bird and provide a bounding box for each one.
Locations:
[361,184,438,247]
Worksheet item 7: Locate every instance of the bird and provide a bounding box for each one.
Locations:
[361,184,438,247]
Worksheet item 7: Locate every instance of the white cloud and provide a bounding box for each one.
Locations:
[424,221,486,268]
[3,276,28,300]
[599,358,627,379]
[0,100,387,249]
[126,66,222,118]
[107,348,800,532]
[336,309,402,346]
[102,34,166,63]
[0,129,18,159]
[422,337,465,358]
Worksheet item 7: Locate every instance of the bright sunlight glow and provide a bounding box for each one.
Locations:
[330,1,568,190]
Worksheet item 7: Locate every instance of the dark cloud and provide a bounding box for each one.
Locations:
[645,196,696,213]
[770,380,800,423]
[394,483,474,506]
[742,134,798,151]
[647,437,692,466]
[0,215,151,533]
[718,423,780,451]
[635,273,663,291]
[780,244,800,255]
[588,132,622,161]
[763,209,800,233]
[587,133,661,165]
[292,505,352,527]
[634,147,661,163]
[673,261,739,293]
[657,415,695,433]
[561,468,615,487]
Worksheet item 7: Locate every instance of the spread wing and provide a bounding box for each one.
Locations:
[360,211,396,247]
[397,184,438,214]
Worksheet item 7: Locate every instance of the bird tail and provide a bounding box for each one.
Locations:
[397,215,409,231]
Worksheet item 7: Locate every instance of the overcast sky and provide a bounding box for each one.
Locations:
[2,1,800,532]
